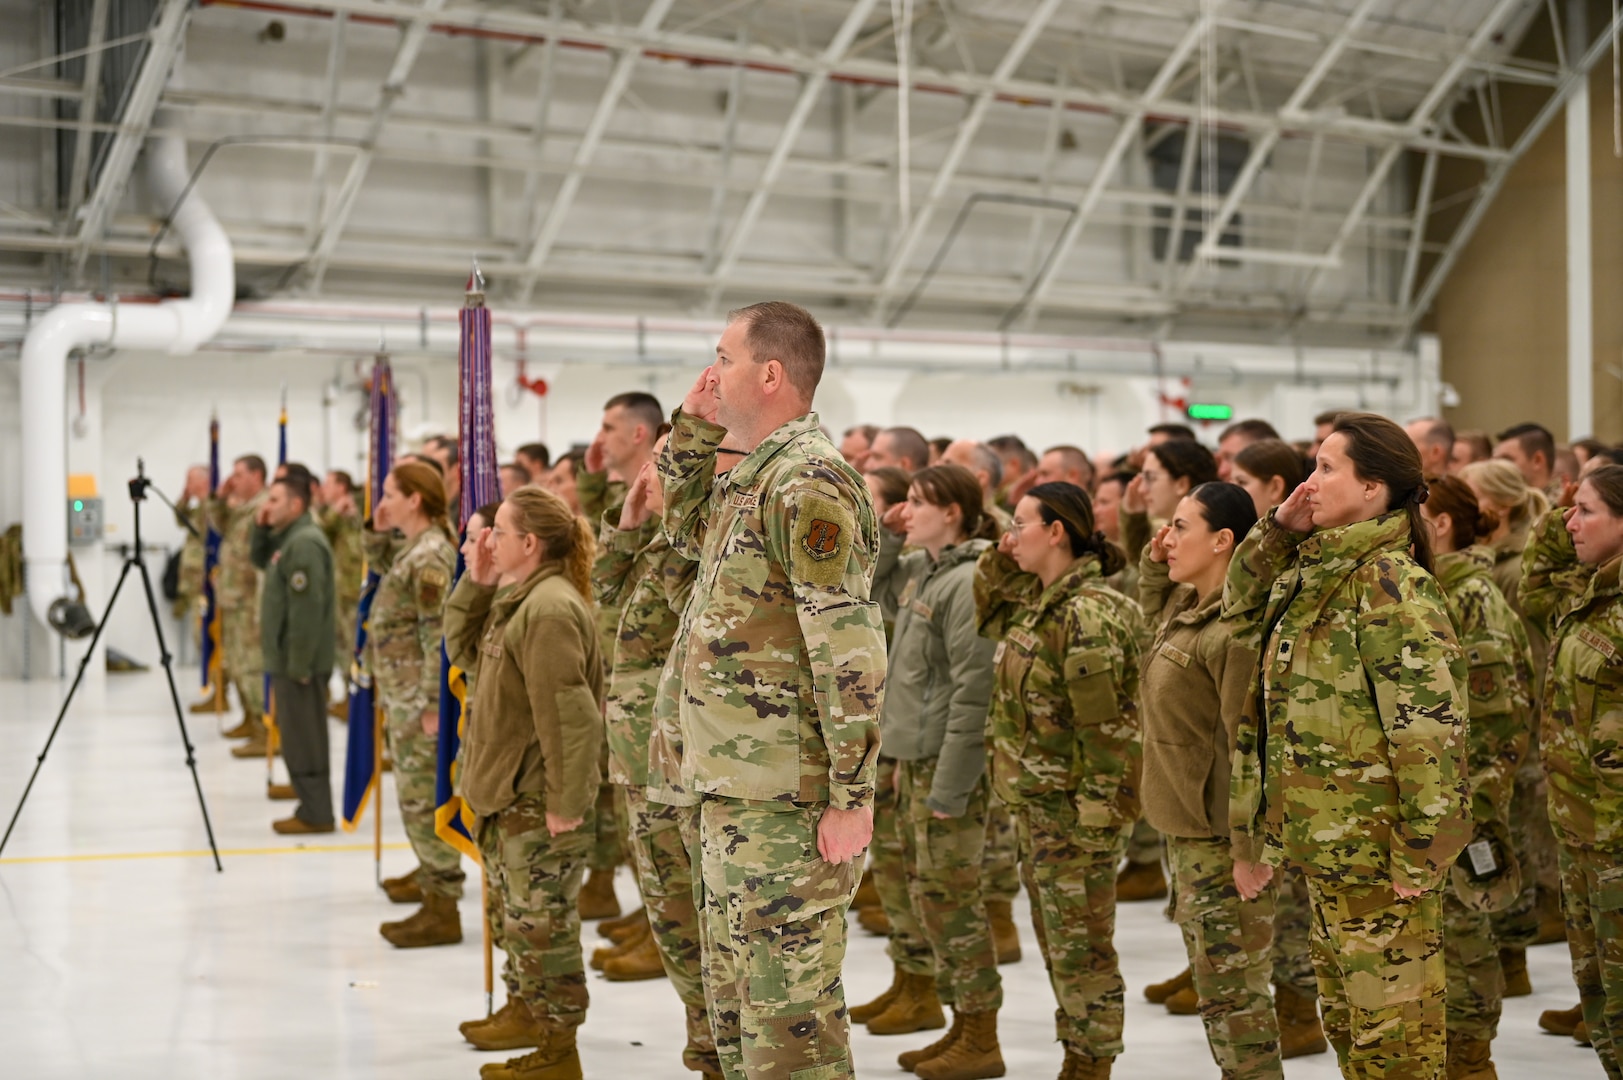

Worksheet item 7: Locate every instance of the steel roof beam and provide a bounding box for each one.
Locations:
[65,0,111,221]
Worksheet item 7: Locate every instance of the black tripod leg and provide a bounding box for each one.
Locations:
[0,560,135,859]
[134,557,222,872]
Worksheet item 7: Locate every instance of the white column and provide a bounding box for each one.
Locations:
[1567,0,1594,440]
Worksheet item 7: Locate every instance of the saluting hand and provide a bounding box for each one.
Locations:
[1122,472,1148,515]
[619,462,657,531]
[682,365,721,425]
[880,501,909,536]
[1148,524,1172,564]
[1558,479,1580,509]
[585,431,607,475]
[1273,483,1314,533]
[997,528,1019,557]
[467,527,499,586]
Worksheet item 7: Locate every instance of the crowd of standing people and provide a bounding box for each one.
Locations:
[163,300,1623,1080]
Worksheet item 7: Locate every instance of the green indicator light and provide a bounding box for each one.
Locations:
[73,500,84,512]
[1186,402,1233,422]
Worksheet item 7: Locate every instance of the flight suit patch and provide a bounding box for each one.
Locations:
[290,570,309,593]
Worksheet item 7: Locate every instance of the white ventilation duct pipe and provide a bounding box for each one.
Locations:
[21,109,235,635]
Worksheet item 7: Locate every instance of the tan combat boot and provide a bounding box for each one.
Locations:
[852,965,907,1024]
[463,997,543,1051]
[267,783,296,801]
[899,1011,964,1072]
[1143,966,1191,1004]
[859,904,893,936]
[1534,885,1568,944]
[915,1010,1005,1080]
[602,927,668,982]
[984,900,1022,964]
[591,918,650,970]
[854,867,882,910]
[577,867,620,920]
[230,715,270,759]
[867,972,946,1036]
[1114,860,1167,901]
[1446,1032,1498,1080]
[480,1026,582,1080]
[598,906,648,944]
[1499,947,1531,997]
[380,893,462,948]
[222,716,254,739]
[1164,985,1199,1015]
[1058,1049,1112,1079]
[1275,984,1329,1058]
[381,867,423,905]
[192,684,229,715]
[1538,1003,1583,1037]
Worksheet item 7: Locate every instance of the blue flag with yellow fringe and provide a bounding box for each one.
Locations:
[341,358,396,830]
[200,414,222,692]
[433,271,501,859]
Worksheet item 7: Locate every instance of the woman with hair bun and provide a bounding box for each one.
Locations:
[1420,477,1536,1078]
[444,485,604,1080]
[975,481,1143,1080]
[1222,412,1471,1080]
[367,460,462,947]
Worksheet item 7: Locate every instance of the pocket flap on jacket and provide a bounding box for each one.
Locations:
[736,855,857,933]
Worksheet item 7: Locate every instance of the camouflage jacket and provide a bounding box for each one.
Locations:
[1520,508,1623,851]
[1491,522,1548,694]
[1434,546,1535,826]
[874,538,996,817]
[1136,552,1257,841]
[658,409,885,810]
[595,510,698,788]
[975,548,1144,843]
[319,507,365,608]
[366,526,455,715]
[206,489,267,607]
[444,563,604,820]
[1222,511,1471,893]
[175,502,208,603]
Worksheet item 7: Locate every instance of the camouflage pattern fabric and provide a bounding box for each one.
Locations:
[477,793,594,1030]
[1164,834,1282,1080]
[981,793,1020,906]
[1125,817,1163,868]
[871,757,932,977]
[208,490,267,717]
[386,704,465,898]
[1558,844,1623,1079]
[1271,864,1316,996]
[896,755,1002,1014]
[1221,511,1471,890]
[1014,794,1128,1061]
[1306,881,1446,1080]
[1491,749,1558,950]
[622,786,717,1073]
[657,409,885,810]
[697,797,859,1080]
[319,507,364,668]
[174,502,208,619]
[589,784,625,875]
[1441,891,1502,1043]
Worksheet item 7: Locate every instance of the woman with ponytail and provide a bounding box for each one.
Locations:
[444,485,604,1080]
[974,481,1143,1080]
[367,460,463,947]
[1420,477,1536,1078]
[1222,412,1471,1080]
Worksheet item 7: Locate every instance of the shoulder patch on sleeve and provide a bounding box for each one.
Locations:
[290,569,309,593]
[418,566,449,610]
[792,492,855,589]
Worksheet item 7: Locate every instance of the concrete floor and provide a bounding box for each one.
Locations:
[0,671,1603,1079]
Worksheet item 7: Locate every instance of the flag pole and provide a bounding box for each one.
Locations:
[267,384,289,790]
[373,704,383,885]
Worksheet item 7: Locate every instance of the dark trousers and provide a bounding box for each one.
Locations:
[272,674,333,826]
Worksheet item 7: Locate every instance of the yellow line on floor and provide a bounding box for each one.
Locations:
[0,842,412,865]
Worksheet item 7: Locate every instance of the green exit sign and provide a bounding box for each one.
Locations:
[1187,402,1233,422]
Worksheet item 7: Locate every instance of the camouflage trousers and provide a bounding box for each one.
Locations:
[895,756,1003,1014]
[1558,843,1623,1080]
[1271,862,1317,996]
[697,796,859,1080]
[591,776,627,873]
[622,785,717,1073]
[872,758,932,976]
[334,607,357,684]
[221,606,264,717]
[982,792,1020,905]
[1306,880,1445,1079]
[1441,886,1504,1042]
[1164,836,1283,1080]
[1014,793,1128,1061]
[383,703,465,899]
[477,793,593,1029]
[1494,737,1560,949]
[1126,816,1163,868]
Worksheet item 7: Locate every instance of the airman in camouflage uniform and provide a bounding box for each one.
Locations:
[593,475,713,1075]
[975,537,1143,1078]
[320,501,364,681]
[367,519,462,931]
[1520,498,1623,1080]
[1431,543,1534,1070]
[1223,508,1472,1080]
[659,336,885,1080]
[208,474,269,744]
[173,491,208,622]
